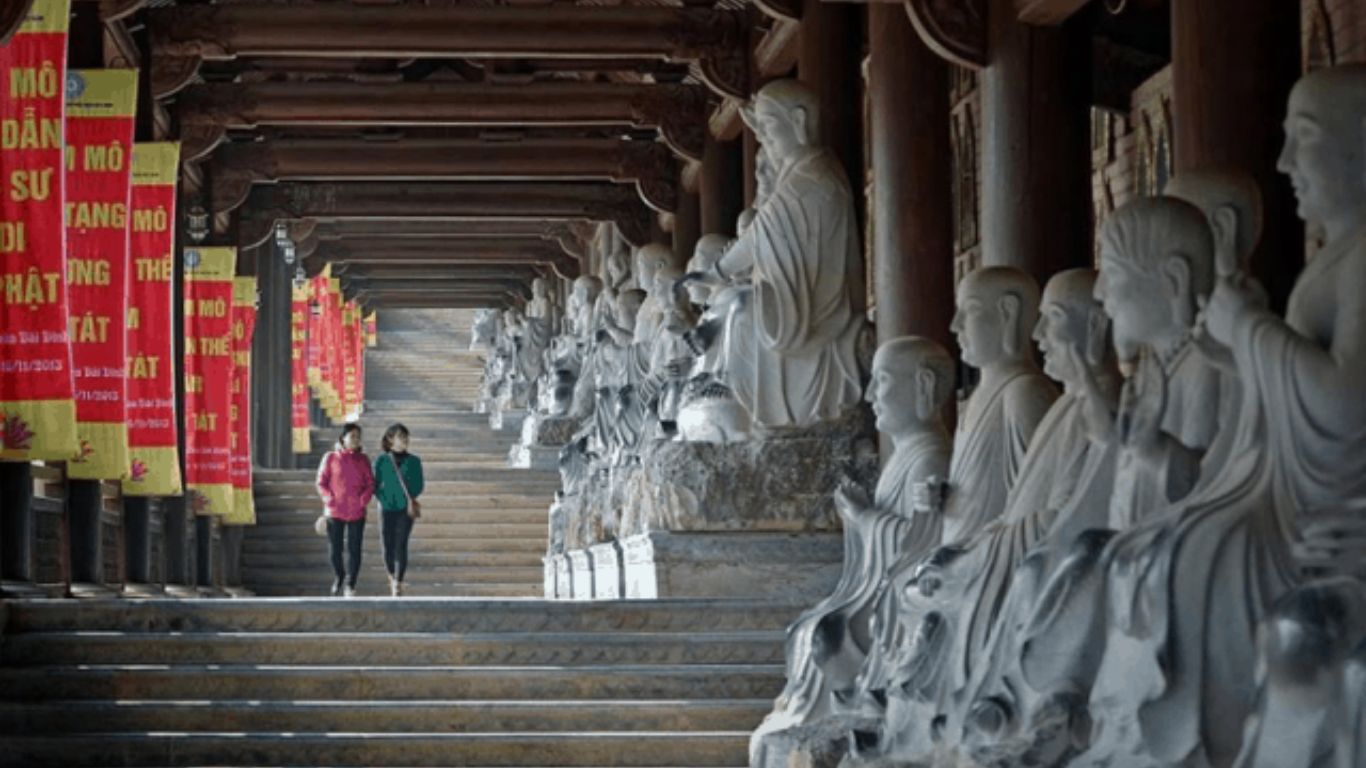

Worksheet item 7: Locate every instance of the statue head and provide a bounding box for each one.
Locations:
[616,288,646,330]
[633,244,671,290]
[685,234,729,305]
[867,336,954,436]
[653,263,683,298]
[950,266,1041,370]
[1096,197,1214,362]
[1165,170,1263,276]
[1278,64,1366,241]
[605,244,631,286]
[571,275,601,310]
[744,79,820,164]
[1034,269,1111,387]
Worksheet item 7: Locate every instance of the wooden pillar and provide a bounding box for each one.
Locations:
[253,247,292,469]
[123,497,152,585]
[868,4,955,351]
[700,133,744,237]
[1171,0,1301,312]
[166,186,193,592]
[799,0,866,311]
[980,0,1092,282]
[672,179,701,268]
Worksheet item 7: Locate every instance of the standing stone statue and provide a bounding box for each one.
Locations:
[676,234,754,443]
[751,337,955,768]
[715,79,865,432]
[846,265,1056,731]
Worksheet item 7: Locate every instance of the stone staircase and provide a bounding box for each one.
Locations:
[0,597,798,766]
[245,308,557,598]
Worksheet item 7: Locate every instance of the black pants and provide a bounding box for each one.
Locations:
[381,508,414,581]
[327,517,365,589]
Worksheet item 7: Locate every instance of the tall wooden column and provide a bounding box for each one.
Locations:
[1171,0,1301,311]
[673,177,701,267]
[701,133,744,237]
[253,246,292,469]
[868,4,955,350]
[980,0,1091,281]
[0,464,33,585]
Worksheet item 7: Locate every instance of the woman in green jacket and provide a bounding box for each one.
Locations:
[373,423,425,596]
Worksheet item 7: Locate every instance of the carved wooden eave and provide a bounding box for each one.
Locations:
[755,18,800,79]
[314,219,568,242]
[0,0,35,47]
[1014,0,1090,25]
[174,81,711,161]
[102,21,140,69]
[904,0,987,70]
[206,138,680,216]
[236,180,655,250]
[147,4,749,99]
[98,0,145,23]
[308,237,578,278]
[753,0,802,23]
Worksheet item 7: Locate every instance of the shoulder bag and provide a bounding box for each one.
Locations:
[388,452,421,520]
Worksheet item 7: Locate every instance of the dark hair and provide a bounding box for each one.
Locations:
[335,423,362,451]
[381,423,410,453]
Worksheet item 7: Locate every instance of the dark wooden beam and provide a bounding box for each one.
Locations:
[148,4,747,99]
[0,0,36,46]
[175,81,711,164]
[237,180,653,250]
[1014,0,1090,25]
[904,0,987,70]
[311,238,579,278]
[207,138,678,218]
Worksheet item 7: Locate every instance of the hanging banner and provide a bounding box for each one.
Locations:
[225,276,256,525]
[183,246,235,516]
[290,281,310,453]
[0,0,78,461]
[364,310,377,347]
[341,301,359,420]
[122,142,181,496]
[65,68,137,480]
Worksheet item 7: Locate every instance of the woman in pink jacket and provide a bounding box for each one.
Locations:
[316,423,375,597]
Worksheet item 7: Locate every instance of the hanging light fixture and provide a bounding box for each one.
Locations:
[186,206,209,243]
[293,266,307,291]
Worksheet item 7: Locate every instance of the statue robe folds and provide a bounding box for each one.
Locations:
[1083,230,1366,767]
[742,149,864,431]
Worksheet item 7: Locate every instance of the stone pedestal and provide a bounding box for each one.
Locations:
[508,413,577,469]
[622,531,843,601]
[590,541,624,599]
[542,555,557,598]
[568,549,595,601]
[489,407,527,433]
[553,553,573,599]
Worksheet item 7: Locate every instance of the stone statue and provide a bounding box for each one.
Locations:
[1219,64,1366,768]
[470,307,501,352]
[869,269,1119,764]
[846,265,1057,731]
[593,289,647,466]
[632,244,673,345]
[648,273,698,440]
[751,337,955,768]
[715,79,865,432]
[676,234,755,444]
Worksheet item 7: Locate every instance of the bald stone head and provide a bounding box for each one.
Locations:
[867,336,955,436]
[1278,64,1366,241]
[634,244,671,291]
[1034,268,1110,386]
[616,288,646,330]
[744,79,821,164]
[605,245,631,286]
[950,266,1041,369]
[653,263,683,298]
[1165,170,1263,276]
[1097,197,1214,362]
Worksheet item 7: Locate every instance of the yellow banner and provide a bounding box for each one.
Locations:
[19,0,70,34]
[131,142,179,186]
[65,68,137,119]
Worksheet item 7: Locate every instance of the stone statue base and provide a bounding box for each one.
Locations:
[542,555,557,599]
[619,407,878,537]
[551,553,572,599]
[618,531,843,600]
[568,549,595,600]
[507,413,578,469]
[590,541,625,599]
[751,718,874,768]
[489,406,527,433]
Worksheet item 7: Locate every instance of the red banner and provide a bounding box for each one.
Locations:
[291,281,310,453]
[122,142,181,496]
[0,0,77,461]
[364,310,377,347]
[65,69,136,480]
[183,246,235,516]
[342,300,360,419]
[226,276,256,525]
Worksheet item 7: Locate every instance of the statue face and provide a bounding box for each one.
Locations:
[754,98,803,163]
[1033,298,1083,383]
[950,280,1008,368]
[866,356,919,435]
[1278,83,1366,232]
[606,249,629,284]
[1095,244,1170,362]
[686,280,712,306]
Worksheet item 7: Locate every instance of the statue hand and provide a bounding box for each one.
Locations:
[835,479,873,516]
[1294,511,1366,579]
[1202,271,1268,345]
[1117,347,1167,458]
[1068,343,1117,444]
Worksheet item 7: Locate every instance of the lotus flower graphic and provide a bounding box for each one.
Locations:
[129,459,148,482]
[188,489,212,514]
[71,439,94,463]
[0,413,34,450]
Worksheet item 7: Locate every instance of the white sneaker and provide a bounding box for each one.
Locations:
[393,581,404,597]
[343,585,356,598]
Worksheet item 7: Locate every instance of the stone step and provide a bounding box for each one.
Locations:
[249,582,541,598]
[0,699,771,735]
[3,731,751,767]
[243,551,546,569]
[3,599,803,634]
[244,565,544,584]
[246,521,548,539]
[251,500,549,516]
[244,535,547,553]
[0,664,785,701]
[1,631,785,666]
